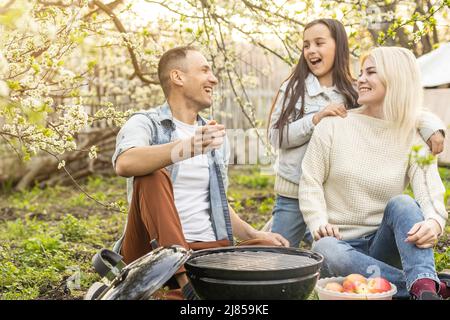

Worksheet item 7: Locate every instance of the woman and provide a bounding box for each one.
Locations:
[298,47,449,299]
[267,19,445,249]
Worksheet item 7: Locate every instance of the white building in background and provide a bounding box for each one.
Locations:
[418,42,450,88]
[417,42,450,165]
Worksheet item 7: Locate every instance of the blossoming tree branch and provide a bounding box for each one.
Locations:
[0,0,448,193]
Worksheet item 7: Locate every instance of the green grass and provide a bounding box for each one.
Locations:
[0,167,449,299]
[0,175,127,300]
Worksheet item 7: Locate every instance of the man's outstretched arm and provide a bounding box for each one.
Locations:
[228,204,289,247]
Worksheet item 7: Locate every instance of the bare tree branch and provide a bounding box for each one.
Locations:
[92,0,159,85]
[241,0,305,27]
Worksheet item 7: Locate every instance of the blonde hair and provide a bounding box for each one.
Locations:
[361,47,422,142]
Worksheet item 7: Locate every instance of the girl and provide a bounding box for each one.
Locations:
[298,47,449,299]
[267,19,445,248]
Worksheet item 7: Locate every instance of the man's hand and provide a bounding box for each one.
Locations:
[191,120,226,155]
[172,120,226,162]
[427,130,445,155]
[312,103,347,125]
[252,230,290,247]
[313,223,342,241]
[405,219,441,249]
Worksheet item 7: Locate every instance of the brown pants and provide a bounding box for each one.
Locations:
[121,169,276,299]
[121,169,232,266]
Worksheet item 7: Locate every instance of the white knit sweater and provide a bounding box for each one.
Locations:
[298,111,448,240]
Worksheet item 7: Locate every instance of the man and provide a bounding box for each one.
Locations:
[112,46,288,299]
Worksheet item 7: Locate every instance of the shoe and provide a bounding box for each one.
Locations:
[438,272,450,300]
[411,291,443,300]
[438,272,450,287]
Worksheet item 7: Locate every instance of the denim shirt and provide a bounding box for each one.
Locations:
[112,102,233,243]
[269,73,346,184]
[269,73,445,185]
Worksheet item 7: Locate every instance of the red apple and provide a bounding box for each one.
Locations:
[343,279,357,293]
[342,274,367,293]
[367,277,392,293]
[325,282,344,292]
[345,274,367,284]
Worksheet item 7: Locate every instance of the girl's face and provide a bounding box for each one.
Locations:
[357,57,386,107]
[303,24,336,82]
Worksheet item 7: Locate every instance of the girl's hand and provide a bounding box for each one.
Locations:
[313,224,342,241]
[405,219,441,249]
[312,103,347,125]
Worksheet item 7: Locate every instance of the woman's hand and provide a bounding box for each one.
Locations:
[252,230,290,247]
[313,224,342,241]
[312,103,347,125]
[405,219,441,249]
[427,130,445,155]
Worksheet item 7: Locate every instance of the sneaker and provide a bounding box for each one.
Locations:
[438,272,450,287]
[438,272,450,299]
[411,291,443,300]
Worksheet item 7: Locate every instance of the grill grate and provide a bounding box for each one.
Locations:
[189,250,316,271]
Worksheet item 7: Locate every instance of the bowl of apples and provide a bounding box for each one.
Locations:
[315,274,397,300]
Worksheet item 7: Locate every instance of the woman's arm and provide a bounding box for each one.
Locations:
[408,145,448,237]
[298,120,332,236]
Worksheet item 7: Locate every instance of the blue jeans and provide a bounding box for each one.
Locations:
[271,195,313,248]
[312,195,440,299]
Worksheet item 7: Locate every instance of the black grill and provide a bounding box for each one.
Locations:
[185,246,324,300]
[189,250,317,271]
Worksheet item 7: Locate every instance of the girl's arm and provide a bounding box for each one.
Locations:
[417,110,446,153]
[268,88,316,149]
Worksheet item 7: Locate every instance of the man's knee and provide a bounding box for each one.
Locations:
[134,169,171,192]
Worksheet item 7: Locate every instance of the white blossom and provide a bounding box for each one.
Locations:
[58,160,66,169]
[0,80,10,97]
[89,145,98,159]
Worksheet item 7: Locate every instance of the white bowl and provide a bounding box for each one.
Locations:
[315,277,397,300]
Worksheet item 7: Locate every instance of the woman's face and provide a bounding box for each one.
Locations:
[303,23,336,82]
[357,57,386,107]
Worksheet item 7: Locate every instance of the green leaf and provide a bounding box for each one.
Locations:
[6,81,22,91]
[87,60,97,71]
[32,64,40,74]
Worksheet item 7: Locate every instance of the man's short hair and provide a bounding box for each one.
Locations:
[157,45,199,98]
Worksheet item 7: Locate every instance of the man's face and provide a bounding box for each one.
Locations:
[179,51,218,110]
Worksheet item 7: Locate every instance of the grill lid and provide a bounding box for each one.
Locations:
[185,246,324,281]
[189,250,317,271]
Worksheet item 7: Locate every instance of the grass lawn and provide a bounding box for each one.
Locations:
[0,166,449,299]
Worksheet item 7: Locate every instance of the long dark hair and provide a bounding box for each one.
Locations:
[268,19,359,147]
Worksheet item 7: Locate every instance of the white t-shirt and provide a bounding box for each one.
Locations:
[172,118,216,242]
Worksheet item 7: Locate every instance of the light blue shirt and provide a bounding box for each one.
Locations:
[112,102,233,242]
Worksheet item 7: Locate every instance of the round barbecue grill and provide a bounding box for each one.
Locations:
[185,246,323,300]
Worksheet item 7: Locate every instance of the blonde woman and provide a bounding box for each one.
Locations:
[298,47,449,300]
